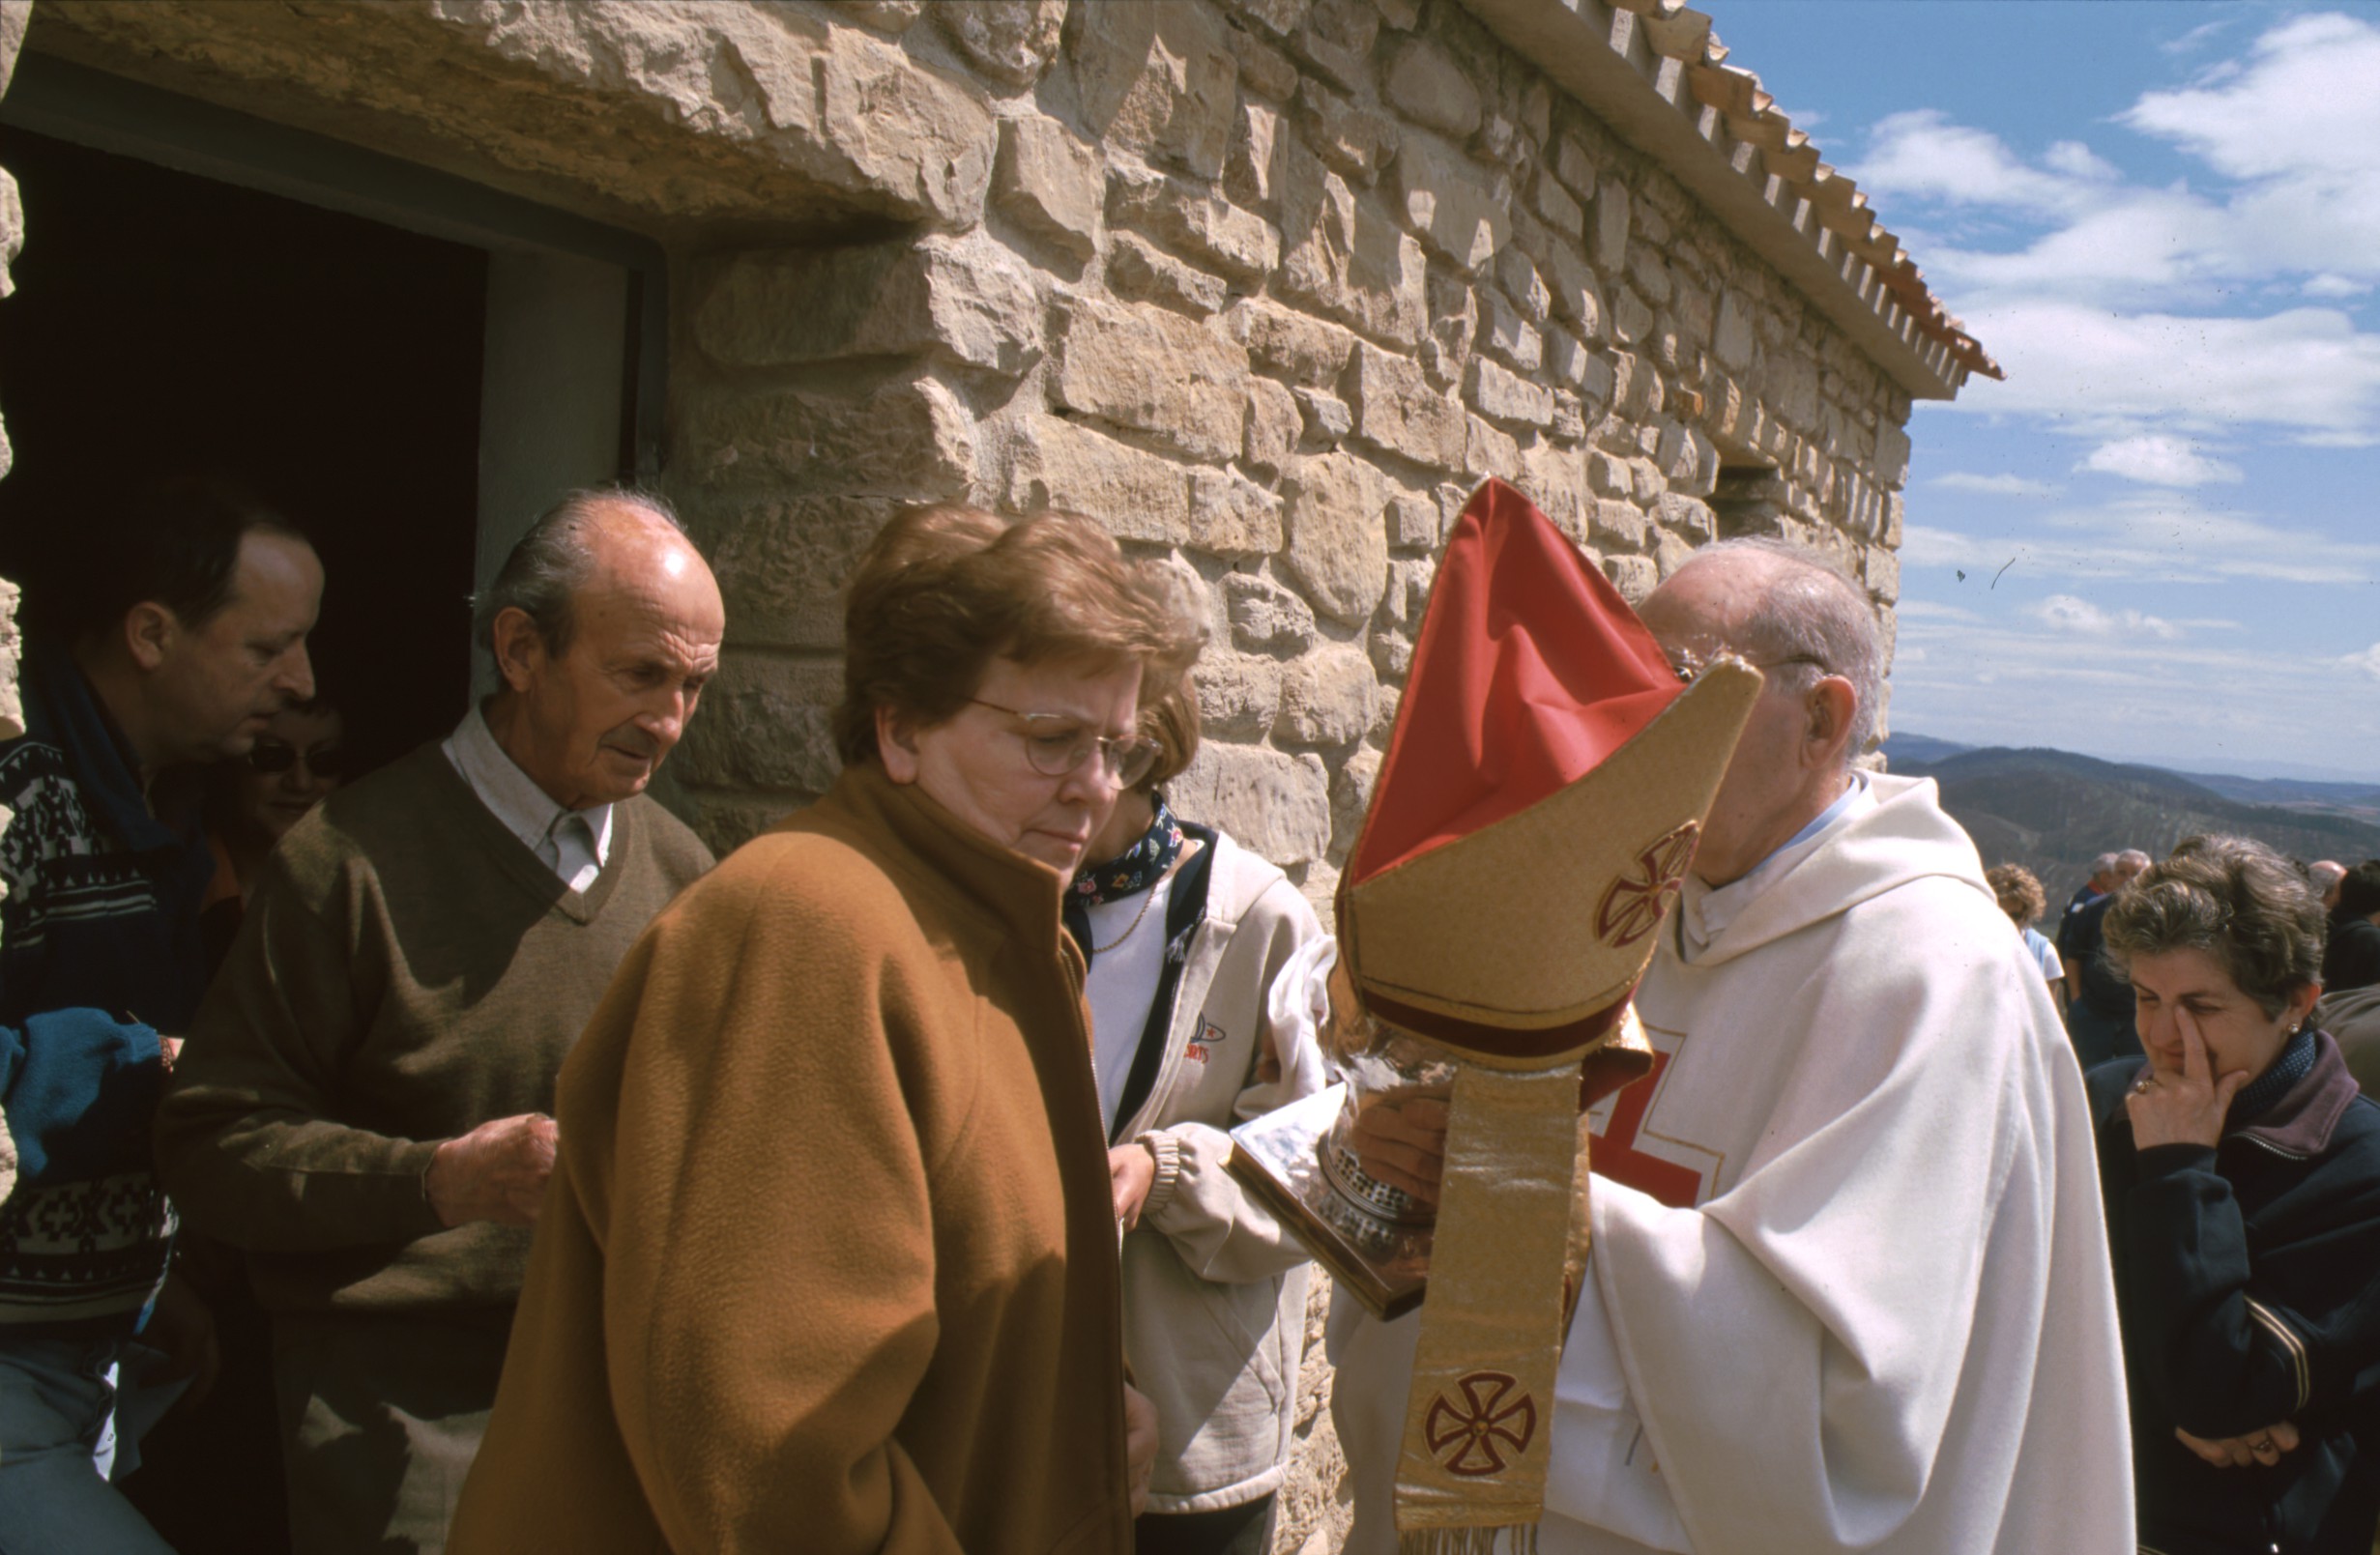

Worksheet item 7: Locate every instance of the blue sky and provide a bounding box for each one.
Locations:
[1706,2,2380,780]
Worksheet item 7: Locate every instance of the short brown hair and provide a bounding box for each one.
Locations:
[832,505,1200,767]
[1986,864,2046,929]
[2102,835,2324,1017]
[1134,670,1203,793]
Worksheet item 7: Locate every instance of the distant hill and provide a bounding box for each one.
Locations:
[1880,734,1975,766]
[1889,744,2380,910]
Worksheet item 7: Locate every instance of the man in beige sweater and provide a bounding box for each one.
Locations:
[157,489,722,1554]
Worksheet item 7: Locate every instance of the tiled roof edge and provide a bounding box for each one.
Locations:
[1460,0,2000,400]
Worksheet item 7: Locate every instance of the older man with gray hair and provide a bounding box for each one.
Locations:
[1331,536,2131,1553]
[157,488,722,1554]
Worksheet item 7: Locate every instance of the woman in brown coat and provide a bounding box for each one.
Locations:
[450,507,1197,1554]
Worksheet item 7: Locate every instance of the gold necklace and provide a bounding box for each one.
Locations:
[1091,881,1161,954]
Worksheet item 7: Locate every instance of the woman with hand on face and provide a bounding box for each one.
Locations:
[1071,671,1332,1555]
[2088,835,2380,1555]
[449,505,1201,1555]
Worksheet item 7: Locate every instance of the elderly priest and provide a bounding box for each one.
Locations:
[1326,492,2133,1553]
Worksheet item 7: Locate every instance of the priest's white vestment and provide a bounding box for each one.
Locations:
[1329,773,2133,1553]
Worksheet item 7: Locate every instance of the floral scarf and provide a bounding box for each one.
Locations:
[1062,794,1183,966]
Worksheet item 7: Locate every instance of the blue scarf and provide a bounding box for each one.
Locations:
[1062,794,1183,967]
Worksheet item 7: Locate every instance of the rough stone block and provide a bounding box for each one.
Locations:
[1002,416,1190,540]
[1170,742,1333,866]
[1194,652,1287,741]
[1467,356,1553,429]
[1864,543,1901,605]
[1223,19,1303,99]
[1297,78,1400,181]
[1298,388,1355,441]
[1542,243,1603,339]
[1547,329,1591,389]
[1225,572,1318,653]
[1331,745,1383,860]
[1518,441,1589,541]
[1552,133,1601,199]
[1482,290,1543,373]
[818,24,1000,225]
[1592,176,1631,276]
[1276,644,1379,746]
[1761,352,1821,434]
[824,1,924,33]
[1874,418,1912,490]
[1284,450,1390,624]
[1673,277,1714,351]
[1652,529,1698,580]
[1383,37,1479,137]
[673,653,844,794]
[694,232,1041,376]
[1653,491,1716,540]
[933,1,1064,87]
[1532,165,1584,239]
[1228,100,1286,211]
[685,371,974,499]
[1186,469,1288,558]
[1246,375,1304,475]
[1107,232,1229,315]
[1218,0,1312,40]
[1279,140,1426,345]
[1588,498,1648,551]
[1069,0,1239,180]
[1603,553,1658,603]
[1054,296,1249,461]
[1230,297,1358,386]
[1659,422,1720,496]
[1586,448,1629,499]
[1713,289,1756,372]
[1398,130,1510,272]
[1611,286,1653,347]
[1495,246,1551,325]
[685,492,902,650]
[1351,342,1466,471]
[1627,244,1673,306]
[1110,164,1283,282]
[996,114,1103,258]
[1292,0,1382,93]
[1464,413,1522,480]
[1387,492,1438,550]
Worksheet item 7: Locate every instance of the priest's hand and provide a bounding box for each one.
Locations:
[1350,1086,1450,1205]
[2176,1420,2299,1468]
[2126,1007,2249,1151]
[1111,1141,1158,1228]
[426,1112,559,1228]
[1123,1380,1160,1514]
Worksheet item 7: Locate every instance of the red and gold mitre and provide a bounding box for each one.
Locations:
[1336,477,1759,1546]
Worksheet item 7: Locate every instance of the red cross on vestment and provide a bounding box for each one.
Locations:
[1586,1051,1704,1209]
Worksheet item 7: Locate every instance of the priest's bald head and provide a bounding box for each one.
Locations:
[1639,539,1881,888]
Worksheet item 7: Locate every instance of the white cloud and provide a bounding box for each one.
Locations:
[2346,644,2380,682]
[1947,302,2380,443]
[1903,488,2380,588]
[2075,435,2243,487]
[2306,274,2374,300]
[2161,17,2236,55]
[1933,472,2060,497]
[2121,14,2380,183]
[2025,593,2185,640]
[1853,109,2106,217]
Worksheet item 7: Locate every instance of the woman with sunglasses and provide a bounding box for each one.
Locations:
[451,504,1203,1555]
[198,695,347,976]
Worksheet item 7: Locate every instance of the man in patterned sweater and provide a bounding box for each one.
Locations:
[0,478,323,1550]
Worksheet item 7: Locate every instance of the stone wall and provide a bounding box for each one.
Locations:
[22,3,1923,1546]
[650,0,1913,885]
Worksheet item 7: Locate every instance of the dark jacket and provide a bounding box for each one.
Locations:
[0,642,214,1336]
[2090,1033,2380,1555]
[2324,915,2380,996]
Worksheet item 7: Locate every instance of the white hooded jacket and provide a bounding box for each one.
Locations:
[1331,773,2134,1553]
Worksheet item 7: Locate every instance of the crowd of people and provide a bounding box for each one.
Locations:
[2,474,2378,1555]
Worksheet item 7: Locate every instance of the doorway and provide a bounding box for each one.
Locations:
[0,53,668,771]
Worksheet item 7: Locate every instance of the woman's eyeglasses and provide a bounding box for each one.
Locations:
[969,700,1162,789]
[247,741,353,780]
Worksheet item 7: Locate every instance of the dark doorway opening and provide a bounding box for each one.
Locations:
[0,126,488,770]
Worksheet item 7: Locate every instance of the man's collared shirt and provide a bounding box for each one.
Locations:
[1678,769,1874,956]
[442,704,612,894]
